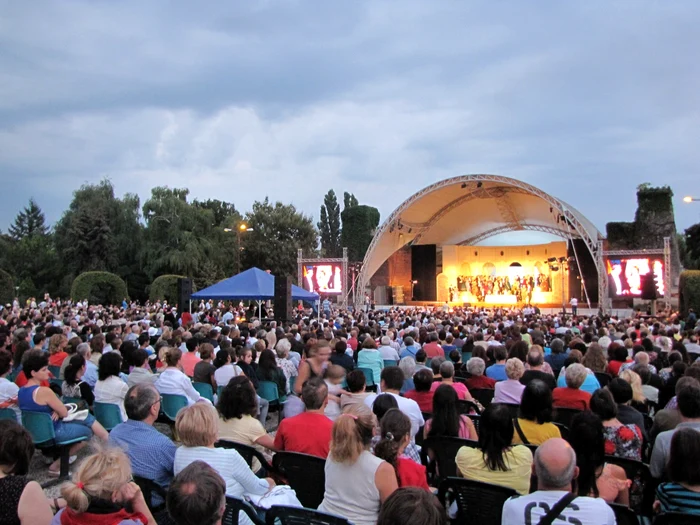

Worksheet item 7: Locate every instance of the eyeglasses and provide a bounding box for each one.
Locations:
[152,396,163,407]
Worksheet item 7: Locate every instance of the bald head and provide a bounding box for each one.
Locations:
[534,438,578,490]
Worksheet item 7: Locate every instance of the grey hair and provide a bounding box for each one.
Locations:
[439,360,455,379]
[534,445,576,489]
[399,356,416,378]
[76,342,90,358]
[403,336,415,346]
[550,338,565,354]
[124,383,160,421]
[467,357,486,376]
[380,336,391,346]
[275,338,292,358]
[565,363,587,389]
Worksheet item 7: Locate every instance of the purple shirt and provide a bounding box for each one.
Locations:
[493,379,526,404]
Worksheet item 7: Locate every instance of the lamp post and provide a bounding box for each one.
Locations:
[684,196,699,203]
[224,223,254,274]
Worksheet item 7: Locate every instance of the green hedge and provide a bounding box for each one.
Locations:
[679,270,700,317]
[70,271,128,306]
[0,269,14,305]
[149,274,186,303]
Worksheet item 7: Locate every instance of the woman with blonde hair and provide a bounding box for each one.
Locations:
[618,369,647,411]
[53,447,156,524]
[319,405,398,525]
[154,347,211,406]
[48,334,70,368]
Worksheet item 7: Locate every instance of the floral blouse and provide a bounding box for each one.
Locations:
[603,424,643,461]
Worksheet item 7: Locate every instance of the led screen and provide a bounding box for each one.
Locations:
[606,258,664,297]
[303,264,343,295]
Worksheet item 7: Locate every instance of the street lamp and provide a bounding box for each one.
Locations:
[684,196,699,203]
[224,223,254,274]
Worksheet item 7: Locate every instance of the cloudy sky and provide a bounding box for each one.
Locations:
[1,1,699,241]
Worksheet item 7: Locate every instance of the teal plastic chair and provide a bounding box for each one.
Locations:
[21,410,89,482]
[0,408,17,421]
[217,385,225,398]
[462,351,472,363]
[93,402,123,431]
[257,381,283,425]
[358,367,376,391]
[289,376,297,395]
[62,396,82,406]
[193,382,214,402]
[160,394,188,422]
[383,360,398,368]
[50,378,64,390]
[48,365,62,379]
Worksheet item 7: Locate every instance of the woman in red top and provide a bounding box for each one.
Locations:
[404,369,435,413]
[375,408,430,490]
[552,363,591,411]
[48,334,69,367]
[464,357,497,391]
[607,343,632,377]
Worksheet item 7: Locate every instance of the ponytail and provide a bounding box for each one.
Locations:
[330,406,375,464]
[64,354,86,386]
[62,480,90,513]
[374,408,411,485]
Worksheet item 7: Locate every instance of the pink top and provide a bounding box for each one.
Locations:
[424,415,474,440]
[430,381,472,400]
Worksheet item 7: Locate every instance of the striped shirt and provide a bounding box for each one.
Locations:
[657,482,700,516]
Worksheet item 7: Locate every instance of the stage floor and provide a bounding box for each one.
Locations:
[372,304,635,318]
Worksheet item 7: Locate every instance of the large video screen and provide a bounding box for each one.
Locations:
[606,258,665,297]
[303,264,343,295]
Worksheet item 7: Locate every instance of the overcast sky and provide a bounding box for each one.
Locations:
[1,1,699,241]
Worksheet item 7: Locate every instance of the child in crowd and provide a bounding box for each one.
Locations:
[340,369,371,409]
[375,408,430,490]
[324,364,350,421]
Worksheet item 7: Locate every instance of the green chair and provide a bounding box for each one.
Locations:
[217,385,225,398]
[22,410,89,483]
[50,378,64,390]
[193,382,214,402]
[383,360,398,368]
[257,381,283,425]
[358,368,376,391]
[288,376,297,395]
[160,394,188,422]
[48,365,62,379]
[93,402,123,431]
[0,408,17,421]
[62,396,82,406]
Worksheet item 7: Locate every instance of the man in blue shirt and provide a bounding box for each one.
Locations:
[109,383,177,506]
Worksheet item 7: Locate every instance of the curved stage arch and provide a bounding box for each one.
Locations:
[356,174,604,306]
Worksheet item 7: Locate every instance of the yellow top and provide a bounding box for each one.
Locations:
[218,414,267,472]
[511,418,561,446]
[455,445,533,495]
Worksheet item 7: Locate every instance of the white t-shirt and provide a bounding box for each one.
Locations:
[501,490,615,525]
[364,391,424,438]
[215,363,244,389]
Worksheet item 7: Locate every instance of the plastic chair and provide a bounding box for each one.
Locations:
[553,422,570,442]
[48,365,62,379]
[133,475,168,513]
[222,496,264,525]
[605,455,655,517]
[438,477,517,525]
[420,436,477,484]
[595,372,613,387]
[652,512,700,524]
[492,402,520,418]
[265,506,353,525]
[383,360,398,368]
[61,396,82,406]
[0,408,17,420]
[257,380,283,425]
[289,375,296,395]
[192,382,214,402]
[553,407,582,428]
[457,399,481,415]
[93,402,123,431]
[273,451,326,509]
[358,367,376,391]
[217,385,224,398]
[467,414,481,435]
[215,439,274,473]
[470,388,495,408]
[609,503,640,525]
[21,410,89,482]
[160,394,188,422]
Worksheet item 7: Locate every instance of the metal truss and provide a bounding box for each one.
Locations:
[457,223,574,246]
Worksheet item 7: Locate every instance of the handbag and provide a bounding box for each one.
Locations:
[245,485,302,509]
[63,403,90,422]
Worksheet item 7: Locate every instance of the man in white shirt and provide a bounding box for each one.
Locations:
[501,438,615,525]
[377,336,400,362]
[364,366,424,438]
[570,297,578,316]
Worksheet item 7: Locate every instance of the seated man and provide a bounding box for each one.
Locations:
[365,366,424,438]
[274,377,333,458]
[109,383,177,506]
[167,461,226,525]
[404,368,435,413]
[502,438,615,524]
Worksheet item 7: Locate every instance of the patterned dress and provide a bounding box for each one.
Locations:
[603,423,643,460]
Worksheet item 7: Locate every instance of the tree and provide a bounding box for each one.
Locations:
[242,198,318,279]
[8,198,48,240]
[62,208,117,272]
[341,204,380,262]
[318,189,341,257]
[344,192,359,209]
[683,224,700,270]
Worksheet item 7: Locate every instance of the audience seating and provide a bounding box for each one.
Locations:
[61,396,82,406]
[48,365,62,379]
[652,512,700,524]
[383,360,397,368]
[93,402,123,431]
[438,477,517,525]
[493,402,520,418]
[470,388,494,408]
[192,382,214,402]
[467,414,480,435]
[358,368,377,392]
[222,496,264,525]
[133,475,167,513]
[217,385,224,398]
[160,394,188,422]
[289,376,296,395]
[552,407,581,428]
[21,410,90,483]
[457,399,481,415]
[609,503,640,525]
[552,422,570,442]
[265,505,353,525]
[0,408,17,420]
[604,455,655,517]
[421,436,477,484]
[595,372,612,387]
[257,380,284,425]
[215,439,273,473]
[272,451,326,509]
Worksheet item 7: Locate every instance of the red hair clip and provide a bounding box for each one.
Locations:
[76,482,84,490]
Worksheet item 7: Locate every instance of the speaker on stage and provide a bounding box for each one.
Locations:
[641,273,658,301]
[411,245,437,301]
[274,276,293,323]
[177,278,192,316]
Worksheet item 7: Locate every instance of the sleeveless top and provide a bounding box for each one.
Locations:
[18,385,52,414]
[319,450,384,525]
[0,475,29,525]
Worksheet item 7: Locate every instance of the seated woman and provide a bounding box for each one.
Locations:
[512,379,561,446]
[375,409,430,490]
[424,384,477,441]
[552,363,591,410]
[319,405,398,525]
[274,338,299,393]
[438,361,473,401]
[255,349,287,399]
[155,347,211,406]
[48,334,69,368]
[192,343,217,390]
[357,337,384,386]
[581,343,609,375]
[0,420,54,525]
[404,368,436,413]
[214,349,244,389]
[0,349,20,422]
[556,351,601,395]
[456,403,533,495]
[54,447,156,525]
[619,369,649,413]
[94,352,129,422]
[493,358,526,404]
[399,357,416,394]
[656,427,700,516]
[61,354,94,407]
[590,389,643,460]
[174,403,276,520]
[217,376,275,473]
[607,343,633,377]
[569,411,630,505]
[378,487,447,525]
[464,357,496,391]
[17,351,108,476]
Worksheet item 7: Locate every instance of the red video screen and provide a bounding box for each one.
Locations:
[606,258,664,297]
[303,264,343,295]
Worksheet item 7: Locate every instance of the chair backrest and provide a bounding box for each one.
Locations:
[595,372,612,387]
[289,376,297,394]
[552,407,581,428]
[192,382,214,402]
[265,505,352,525]
[467,414,481,435]
[609,503,640,525]
[421,436,477,481]
[605,455,654,516]
[215,439,273,472]
[383,360,398,368]
[222,496,264,525]
[470,388,495,408]
[438,477,517,525]
[0,408,17,421]
[133,475,168,512]
[48,365,62,378]
[492,402,520,418]
[552,422,570,442]
[93,402,123,431]
[21,410,56,445]
[457,399,481,415]
[257,380,280,402]
[217,385,224,398]
[160,394,188,421]
[272,452,326,509]
[652,512,700,525]
[61,396,82,405]
[358,367,375,386]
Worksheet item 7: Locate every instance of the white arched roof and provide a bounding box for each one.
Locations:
[357,174,602,299]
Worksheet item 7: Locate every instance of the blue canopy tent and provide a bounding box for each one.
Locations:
[191,267,319,317]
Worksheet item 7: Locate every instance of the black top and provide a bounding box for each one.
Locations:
[0,475,29,525]
[330,353,355,373]
[520,369,557,391]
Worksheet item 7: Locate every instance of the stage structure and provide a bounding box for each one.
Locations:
[356,175,604,308]
[298,248,349,308]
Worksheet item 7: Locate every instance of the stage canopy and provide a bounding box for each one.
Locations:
[191,267,319,301]
[356,174,603,302]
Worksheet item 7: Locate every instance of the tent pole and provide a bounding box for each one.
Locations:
[258,300,262,320]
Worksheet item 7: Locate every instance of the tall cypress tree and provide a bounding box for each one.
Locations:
[318,189,341,257]
[8,198,48,240]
